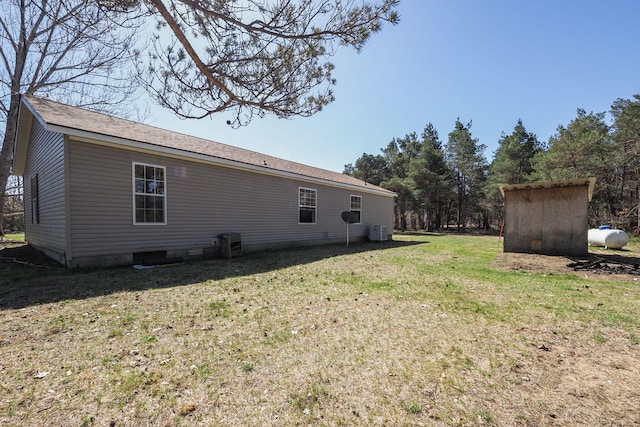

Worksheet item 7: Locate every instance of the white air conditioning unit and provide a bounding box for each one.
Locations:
[369,225,388,242]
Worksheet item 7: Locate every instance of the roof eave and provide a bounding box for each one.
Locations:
[498,177,597,201]
[65,130,396,198]
[11,96,37,176]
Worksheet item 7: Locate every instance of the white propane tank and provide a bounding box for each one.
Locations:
[588,226,630,249]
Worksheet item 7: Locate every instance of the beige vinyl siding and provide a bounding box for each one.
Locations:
[23,119,66,259]
[67,140,394,260]
[360,192,394,234]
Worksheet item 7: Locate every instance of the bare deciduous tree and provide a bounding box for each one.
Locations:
[0,0,142,235]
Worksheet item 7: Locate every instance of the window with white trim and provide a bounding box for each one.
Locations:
[350,195,362,224]
[133,163,166,224]
[299,187,317,224]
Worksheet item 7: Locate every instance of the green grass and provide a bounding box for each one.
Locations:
[387,233,640,329]
[207,300,231,317]
[1,232,639,426]
[402,399,422,414]
[2,232,24,242]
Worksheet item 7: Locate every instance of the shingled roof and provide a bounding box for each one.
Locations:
[14,95,395,197]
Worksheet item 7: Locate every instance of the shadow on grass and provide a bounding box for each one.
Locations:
[0,239,426,310]
[394,229,501,237]
[394,231,448,237]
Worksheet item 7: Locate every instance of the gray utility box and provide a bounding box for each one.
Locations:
[369,225,388,242]
[219,232,242,258]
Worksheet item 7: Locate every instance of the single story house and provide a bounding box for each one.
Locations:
[12,95,395,268]
[498,178,596,256]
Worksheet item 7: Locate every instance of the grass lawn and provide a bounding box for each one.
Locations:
[1,232,639,426]
[1,232,24,242]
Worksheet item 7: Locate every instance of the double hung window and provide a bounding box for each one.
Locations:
[350,195,362,224]
[299,187,317,224]
[133,163,166,224]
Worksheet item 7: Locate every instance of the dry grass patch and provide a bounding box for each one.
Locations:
[1,234,639,426]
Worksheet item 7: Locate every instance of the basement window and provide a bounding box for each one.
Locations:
[299,187,317,224]
[133,163,166,224]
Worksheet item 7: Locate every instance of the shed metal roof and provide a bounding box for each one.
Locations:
[13,94,395,197]
[498,177,597,201]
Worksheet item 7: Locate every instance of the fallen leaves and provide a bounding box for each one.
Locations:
[179,403,197,416]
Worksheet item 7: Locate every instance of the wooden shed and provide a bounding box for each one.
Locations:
[499,178,596,256]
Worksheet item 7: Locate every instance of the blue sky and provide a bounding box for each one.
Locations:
[147,0,640,173]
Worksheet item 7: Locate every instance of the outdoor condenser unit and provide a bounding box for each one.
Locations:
[219,232,242,258]
[369,225,388,242]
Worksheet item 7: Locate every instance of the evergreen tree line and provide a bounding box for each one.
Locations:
[344,94,640,233]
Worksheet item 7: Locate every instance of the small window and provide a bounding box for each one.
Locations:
[31,175,39,224]
[299,187,317,224]
[350,195,362,224]
[133,163,166,224]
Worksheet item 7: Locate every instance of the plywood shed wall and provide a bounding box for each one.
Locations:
[499,178,596,257]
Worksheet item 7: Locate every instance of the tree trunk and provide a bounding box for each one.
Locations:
[456,180,462,231]
[0,93,22,237]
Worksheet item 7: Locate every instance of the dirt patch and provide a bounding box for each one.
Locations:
[493,252,577,275]
[508,324,640,425]
[493,248,640,280]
